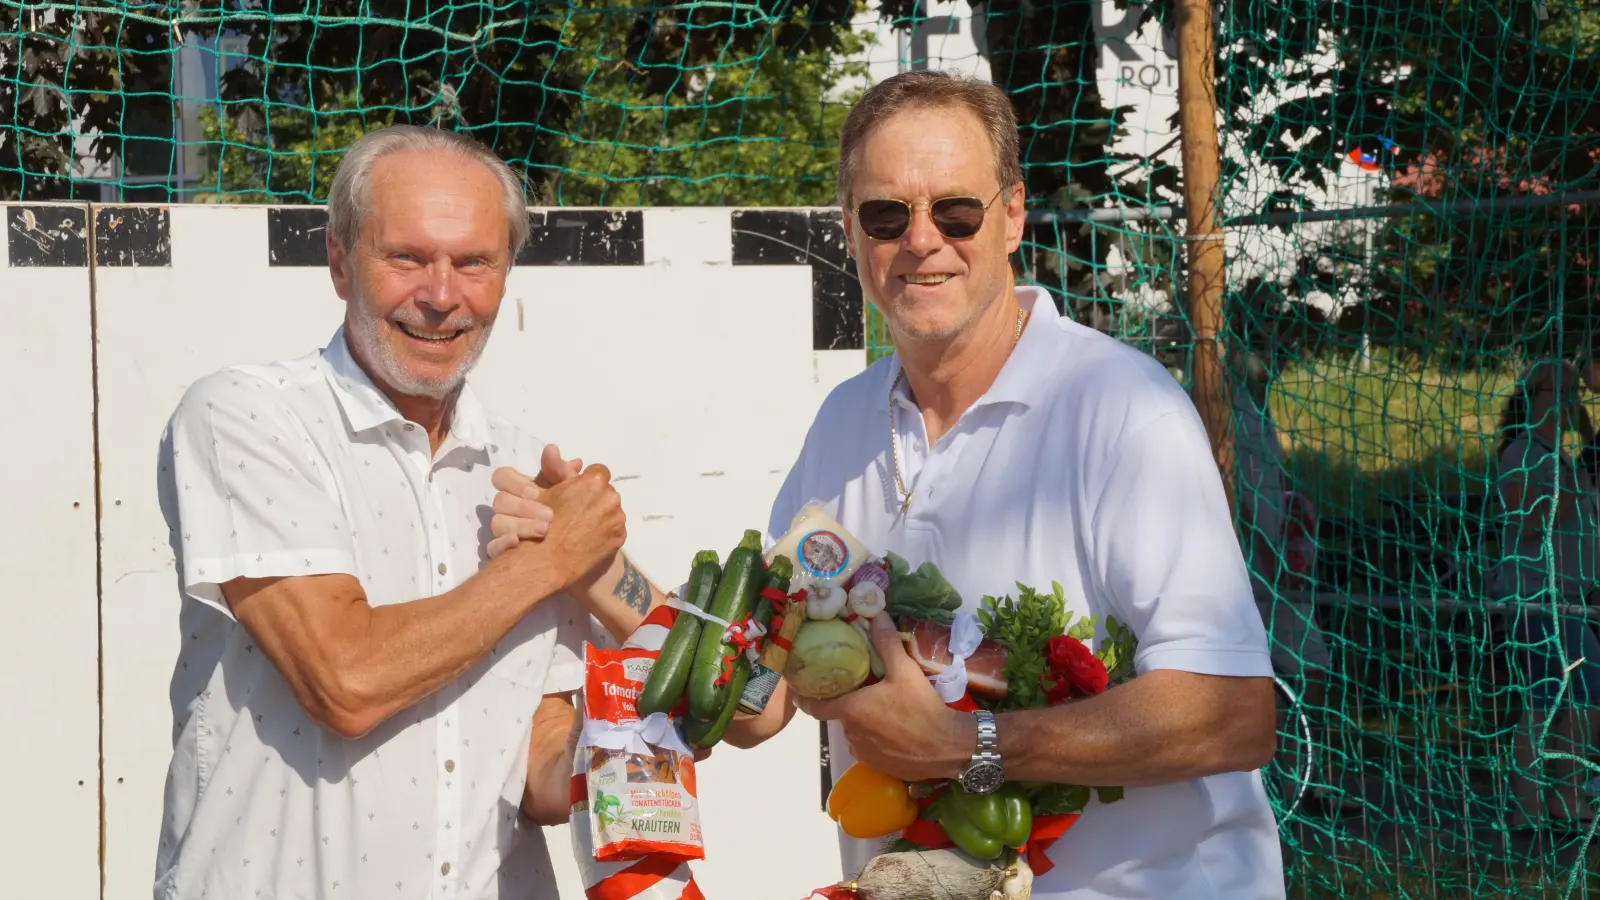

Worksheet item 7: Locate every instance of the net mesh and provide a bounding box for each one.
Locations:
[8,0,1600,894]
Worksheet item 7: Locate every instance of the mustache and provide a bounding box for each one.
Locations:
[390,314,482,332]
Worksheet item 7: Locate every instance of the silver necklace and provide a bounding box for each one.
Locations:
[889,306,1026,514]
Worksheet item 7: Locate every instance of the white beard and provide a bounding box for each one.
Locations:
[344,287,494,401]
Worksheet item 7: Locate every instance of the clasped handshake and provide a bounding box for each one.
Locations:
[483,443,629,590]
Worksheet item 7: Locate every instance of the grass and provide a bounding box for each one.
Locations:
[870,316,1600,893]
[1270,351,1518,519]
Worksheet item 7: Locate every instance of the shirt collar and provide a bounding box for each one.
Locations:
[320,327,492,451]
[880,284,1058,413]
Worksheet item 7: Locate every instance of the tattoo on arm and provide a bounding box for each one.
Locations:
[613,556,651,614]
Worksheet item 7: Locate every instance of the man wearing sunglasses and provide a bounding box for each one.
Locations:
[732,70,1285,898]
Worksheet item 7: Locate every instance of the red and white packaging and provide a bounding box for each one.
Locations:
[569,604,705,900]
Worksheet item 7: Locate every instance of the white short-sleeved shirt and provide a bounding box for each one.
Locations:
[1495,436,1600,602]
[768,286,1284,899]
[154,327,593,900]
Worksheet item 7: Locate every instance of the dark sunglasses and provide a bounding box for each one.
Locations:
[853,188,1005,241]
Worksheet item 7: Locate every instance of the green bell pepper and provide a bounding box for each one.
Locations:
[932,782,1033,861]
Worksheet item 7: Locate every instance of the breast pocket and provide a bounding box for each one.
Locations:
[486,606,561,692]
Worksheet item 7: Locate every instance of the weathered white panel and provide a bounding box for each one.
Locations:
[459,230,855,899]
[87,205,866,900]
[643,206,734,267]
[95,204,347,900]
[0,203,102,898]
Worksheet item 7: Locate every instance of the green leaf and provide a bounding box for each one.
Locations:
[1095,786,1125,804]
[1030,783,1093,815]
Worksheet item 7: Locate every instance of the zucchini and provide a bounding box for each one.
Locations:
[749,554,796,633]
[684,656,750,749]
[637,550,722,718]
[686,530,766,721]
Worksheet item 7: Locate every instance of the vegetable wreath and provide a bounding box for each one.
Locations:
[635,505,1140,900]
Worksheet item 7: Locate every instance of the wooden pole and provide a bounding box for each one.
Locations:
[1175,0,1236,511]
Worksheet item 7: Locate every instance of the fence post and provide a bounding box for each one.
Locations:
[1176,0,1236,509]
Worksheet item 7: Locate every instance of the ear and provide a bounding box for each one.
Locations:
[1002,181,1027,254]
[840,205,858,261]
[327,232,354,304]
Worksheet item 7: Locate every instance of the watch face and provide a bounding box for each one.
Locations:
[960,760,1005,795]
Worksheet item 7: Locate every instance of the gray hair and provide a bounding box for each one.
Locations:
[836,70,1024,208]
[326,125,531,261]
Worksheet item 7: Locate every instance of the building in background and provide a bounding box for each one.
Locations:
[74,32,249,202]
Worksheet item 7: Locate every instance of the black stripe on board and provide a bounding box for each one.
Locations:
[6,205,88,267]
[265,207,641,267]
[518,210,643,266]
[729,209,864,351]
[730,209,810,265]
[806,211,864,352]
[268,208,329,267]
[96,207,171,267]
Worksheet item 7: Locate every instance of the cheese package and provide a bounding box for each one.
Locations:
[767,502,873,586]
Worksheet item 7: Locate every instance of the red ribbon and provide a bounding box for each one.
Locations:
[584,855,702,900]
[888,686,1082,878]
[714,614,764,686]
[638,604,677,633]
[756,588,806,657]
[803,888,859,900]
[897,793,1080,876]
[1022,814,1080,875]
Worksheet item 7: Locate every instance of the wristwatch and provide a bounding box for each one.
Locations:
[957,709,1005,795]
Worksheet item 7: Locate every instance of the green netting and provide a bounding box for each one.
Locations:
[10,0,1600,895]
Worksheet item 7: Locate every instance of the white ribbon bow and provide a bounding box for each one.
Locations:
[929,609,984,704]
[577,711,694,758]
[736,617,768,664]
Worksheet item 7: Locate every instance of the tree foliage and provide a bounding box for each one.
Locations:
[545,4,869,206]
[5,0,869,206]
[1138,0,1600,361]
[1,5,172,200]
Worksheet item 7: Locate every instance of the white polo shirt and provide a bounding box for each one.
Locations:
[154,328,593,900]
[768,286,1285,898]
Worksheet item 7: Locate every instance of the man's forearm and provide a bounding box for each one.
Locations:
[999,671,1278,787]
[569,552,670,642]
[918,670,1278,789]
[523,694,579,826]
[227,540,570,740]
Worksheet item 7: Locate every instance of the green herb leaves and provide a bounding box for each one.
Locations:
[883,551,963,625]
[979,582,1068,712]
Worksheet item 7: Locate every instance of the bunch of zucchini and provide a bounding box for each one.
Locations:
[637,529,794,750]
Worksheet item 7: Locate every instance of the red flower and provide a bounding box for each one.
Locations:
[1042,635,1109,704]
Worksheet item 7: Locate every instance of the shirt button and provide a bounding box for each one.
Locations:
[438,562,448,575]
[404,423,415,432]
[445,759,456,772]
[441,862,451,875]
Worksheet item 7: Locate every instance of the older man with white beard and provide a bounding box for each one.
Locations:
[152,125,666,900]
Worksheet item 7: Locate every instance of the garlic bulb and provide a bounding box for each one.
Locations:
[847,581,887,619]
[806,579,848,620]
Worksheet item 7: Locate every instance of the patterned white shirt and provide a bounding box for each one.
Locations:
[154,327,592,900]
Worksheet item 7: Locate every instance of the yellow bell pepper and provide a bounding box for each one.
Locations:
[826,763,919,839]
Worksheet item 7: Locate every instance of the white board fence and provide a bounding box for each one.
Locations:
[0,201,868,900]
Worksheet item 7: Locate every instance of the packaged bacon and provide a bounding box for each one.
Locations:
[574,638,705,865]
